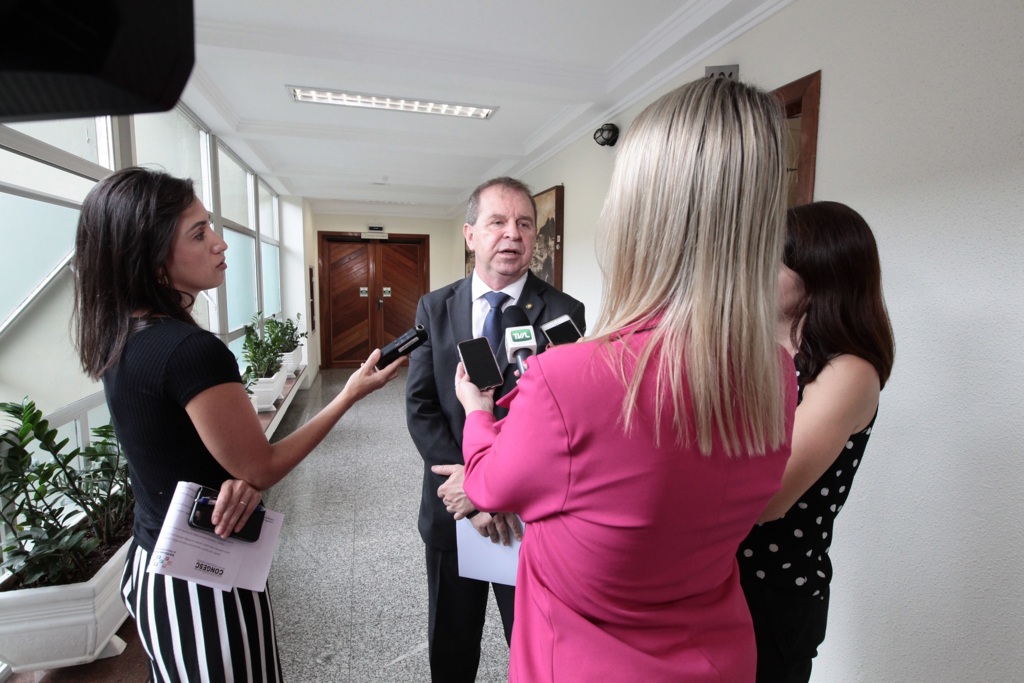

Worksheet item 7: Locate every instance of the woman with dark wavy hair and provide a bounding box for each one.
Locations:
[737,200,895,682]
[73,166,401,682]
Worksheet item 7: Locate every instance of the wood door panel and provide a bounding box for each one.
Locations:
[380,243,422,343]
[319,233,429,369]
[327,242,371,364]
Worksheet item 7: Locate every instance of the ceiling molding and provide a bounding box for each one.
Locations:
[508,0,794,181]
[605,0,734,89]
[523,102,598,156]
[184,65,242,133]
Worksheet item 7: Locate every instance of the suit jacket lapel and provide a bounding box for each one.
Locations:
[446,277,474,348]
[520,270,552,329]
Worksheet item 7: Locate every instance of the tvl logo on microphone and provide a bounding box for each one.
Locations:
[511,329,534,342]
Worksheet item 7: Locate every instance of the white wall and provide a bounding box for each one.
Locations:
[522,0,1024,680]
[521,144,615,331]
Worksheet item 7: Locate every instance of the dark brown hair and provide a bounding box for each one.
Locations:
[785,201,895,387]
[73,167,199,379]
[465,176,536,226]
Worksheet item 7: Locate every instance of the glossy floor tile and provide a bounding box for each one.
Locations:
[265,367,509,682]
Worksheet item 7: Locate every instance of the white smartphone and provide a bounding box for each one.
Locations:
[540,314,583,346]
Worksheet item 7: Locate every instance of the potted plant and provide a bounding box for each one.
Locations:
[265,313,307,377]
[242,312,286,411]
[0,399,134,672]
[242,374,259,412]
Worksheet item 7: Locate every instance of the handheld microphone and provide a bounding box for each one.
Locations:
[502,306,536,375]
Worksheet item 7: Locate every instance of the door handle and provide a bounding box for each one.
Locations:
[378,298,383,311]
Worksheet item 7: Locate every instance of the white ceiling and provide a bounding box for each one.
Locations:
[183,0,790,218]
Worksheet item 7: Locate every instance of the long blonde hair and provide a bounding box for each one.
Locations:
[591,77,788,455]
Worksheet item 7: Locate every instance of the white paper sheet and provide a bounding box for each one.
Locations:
[147,481,284,592]
[455,516,524,586]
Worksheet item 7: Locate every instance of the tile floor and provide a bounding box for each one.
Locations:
[267,366,509,682]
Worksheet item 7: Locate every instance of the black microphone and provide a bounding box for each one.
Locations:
[501,305,536,376]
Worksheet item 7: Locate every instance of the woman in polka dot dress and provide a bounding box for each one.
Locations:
[736,201,895,683]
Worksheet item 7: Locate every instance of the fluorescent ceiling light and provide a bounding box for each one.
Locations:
[289,86,495,119]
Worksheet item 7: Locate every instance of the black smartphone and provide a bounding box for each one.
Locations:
[457,337,504,390]
[189,486,265,543]
[540,314,583,346]
[376,324,428,369]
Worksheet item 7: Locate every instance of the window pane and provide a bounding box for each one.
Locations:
[227,335,247,375]
[191,291,212,331]
[258,182,278,240]
[261,242,281,318]
[5,118,102,165]
[134,109,205,202]
[218,148,249,226]
[0,192,79,323]
[0,149,95,203]
[224,228,257,330]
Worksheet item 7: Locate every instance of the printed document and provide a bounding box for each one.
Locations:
[456,516,523,586]
[147,481,284,592]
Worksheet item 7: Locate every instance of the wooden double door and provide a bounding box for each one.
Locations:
[318,233,429,369]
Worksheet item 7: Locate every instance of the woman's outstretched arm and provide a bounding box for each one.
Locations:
[185,349,402,490]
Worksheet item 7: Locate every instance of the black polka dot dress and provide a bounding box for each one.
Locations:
[736,368,876,600]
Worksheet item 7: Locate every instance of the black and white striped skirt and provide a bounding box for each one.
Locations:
[121,541,284,682]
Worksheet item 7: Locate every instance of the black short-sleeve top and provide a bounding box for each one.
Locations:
[102,317,242,552]
[737,366,876,599]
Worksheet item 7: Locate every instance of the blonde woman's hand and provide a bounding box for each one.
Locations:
[454,362,494,414]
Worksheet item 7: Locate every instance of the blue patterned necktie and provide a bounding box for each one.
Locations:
[481,291,510,353]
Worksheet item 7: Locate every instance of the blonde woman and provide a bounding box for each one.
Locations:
[450,78,797,682]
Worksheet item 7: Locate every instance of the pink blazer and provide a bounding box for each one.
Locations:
[463,333,796,682]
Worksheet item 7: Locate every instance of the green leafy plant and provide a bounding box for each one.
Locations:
[0,399,134,590]
[242,312,283,378]
[265,313,307,353]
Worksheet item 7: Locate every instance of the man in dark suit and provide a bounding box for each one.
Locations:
[406,177,586,682]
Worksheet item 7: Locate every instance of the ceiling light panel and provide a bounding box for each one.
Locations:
[289,86,495,119]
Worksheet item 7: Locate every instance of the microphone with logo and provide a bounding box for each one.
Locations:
[502,305,537,376]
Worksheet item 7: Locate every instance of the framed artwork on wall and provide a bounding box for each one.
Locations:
[465,184,564,289]
[530,185,564,289]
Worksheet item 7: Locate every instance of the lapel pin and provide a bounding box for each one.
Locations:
[525,303,534,310]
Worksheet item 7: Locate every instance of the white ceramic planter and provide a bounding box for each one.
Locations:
[279,347,302,377]
[250,370,286,411]
[0,539,131,673]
